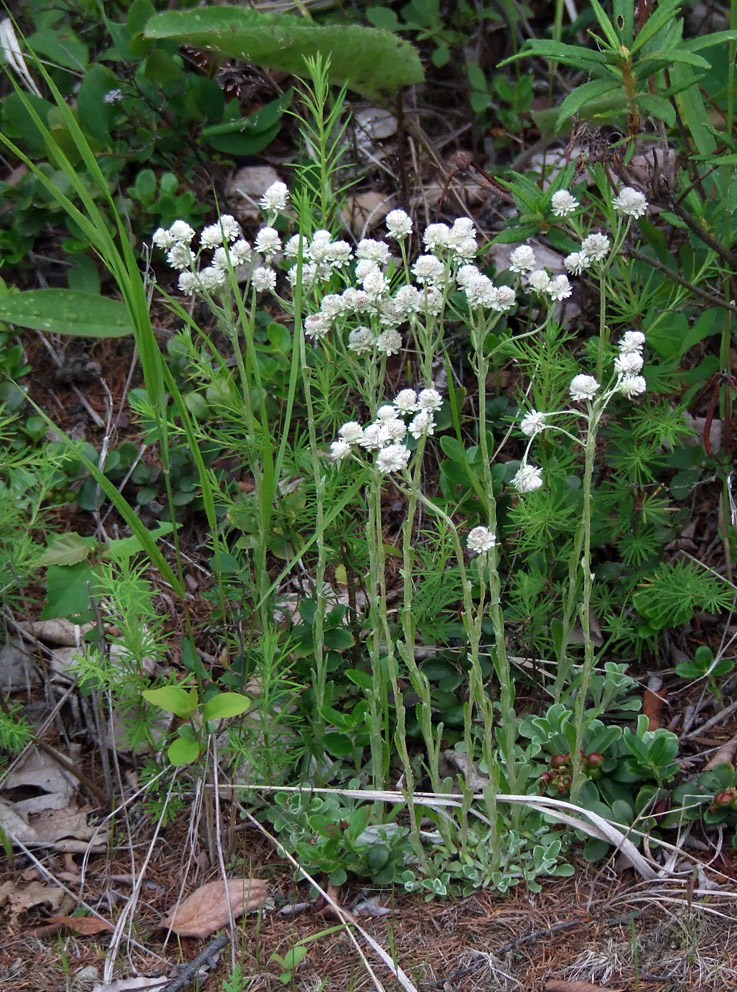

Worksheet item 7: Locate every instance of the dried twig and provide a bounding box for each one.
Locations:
[161,933,230,992]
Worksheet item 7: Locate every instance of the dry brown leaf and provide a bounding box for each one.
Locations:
[544,982,625,992]
[30,913,114,937]
[705,733,737,769]
[642,687,665,730]
[162,877,268,938]
[0,880,69,920]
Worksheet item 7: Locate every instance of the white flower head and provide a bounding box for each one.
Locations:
[551,190,578,217]
[409,410,435,439]
[613,186,648,219]
[177,271,197,294]
[492,285,516,312]
[198,265,226,291]
[363,270,390,299]
[394,388,419,414]
[520,410,547,437]
[360,423,383,450]
[570,373,600,402]
[327,240,352,267]
[545,274,572,302]
[166,243,195,270]
[219,215,242,243]
[376,404,398,422]
[511,463,544,494]
[355,258,380,283]
[230,239,252,266]
[169,220,196,244]
[376,328,402,356]
[153,227,176,249]
[467,526,497,554]
[259,181,289,213]
[423,223,450,253]
[320,294,345,319]
[619,330,646,353]
[379,418,408,444]
[464,273,498,308]
[339,421,363,444]
[385,209,413,239]
[254,227,282,257]
[581,233,610,263]
[617,374,647,398]
[527,269,551,293]
[457,264,482,288]
[356,239,390,265]
[251,266,276,292]
[417,388,443,412]
[614,351,644,375]
[564,252,589,276]
[394,285,422,315]
[412,254,446,285]
[509,245,536,274]
[330,439,351,463]
[284,234,304,259]
[348,326,375,354]
[376,443,411,474]
[304,313,331,341]
[448,217,477,259]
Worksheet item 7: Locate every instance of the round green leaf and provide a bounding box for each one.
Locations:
[201,691,250,721]
[168,736,200,766]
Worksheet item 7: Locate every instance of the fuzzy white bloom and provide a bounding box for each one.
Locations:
[348,326,375,354]
[230,239,252,266]
[327,240,353,267]
[219,215,242,242]
[412,254,446,285]
[614,351,644,375]
[617,374,647,398]
[448,217,477,259]
[287,263,317,292]
[456,264,483,288]
[581,232,610,263]
[356,239,391,265]
[376,328,402,355]
[423,223,450,253]
[199,266,226,291]
[304,313,331,341]
[254,227,282,257]
[359,423,383,450]
[394,388,419,414]
[509,245,536,274]
[201,223,225,248]
[545,274,572,302]
[379,298,404,327]
[342,288,371,312]
[376,404,398,421]
[511,463,544,493]
[619,330,646,353]
[613,186,648,219]
[386,209,413,239]
[177,271,197,294]
[284,234,304,259]
[169,220,196,244]
[259,181,289,213]
[467,526,497,554]
[527,269,551,293]
[320,294,345,319]
[551,190,578,217]
[569,373,600,402]
[409,410,435,439]
[355,259,380,283]
[166,243,195,270]
[394,285,422,315]
[330,438,352,463]
[492,285,517,312]
[564,251,589,276]
[463,273,498,308]
[379,418,408,443]
[308,230,333,259]
[363,269,390,299]
[422,286,444,316]
[520,410,547,437]
[252,267,276,292]
[339,421,364,444]
[418,388,443,412]
[153,227,176,249]
[376,443,411,473]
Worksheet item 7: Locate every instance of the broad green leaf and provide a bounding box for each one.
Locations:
[104,522,176,561]
[27,27,89,71]
[555,77,623,130]
[201,691,251,721]
[142,686,198,718]
[144,7,424,99]
[76,64,120,145]
[168,737,200,766]
[634,92,675,126]
[40,561,96,620]
[36,532,96,567]
[0,290,133,337]
[682,29,737,52]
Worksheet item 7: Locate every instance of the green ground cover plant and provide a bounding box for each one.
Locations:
[2,0,737,941]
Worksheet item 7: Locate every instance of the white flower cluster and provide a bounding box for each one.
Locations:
[467,525,496,554]
[151,182,293,296]
[330,387,443,474]
[613,186,648,219]
[563,233,611,276]
[613,330,647,397]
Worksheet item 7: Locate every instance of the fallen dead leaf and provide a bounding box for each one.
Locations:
[0,879,70,920]
[161,877,268,938]
[705,733,737,769]
[544,982,625,992]
[30,913,114,937]
[642,685,665,730]
[0,798,106,852]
